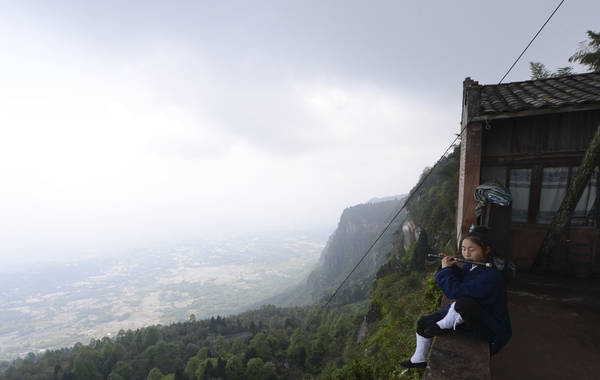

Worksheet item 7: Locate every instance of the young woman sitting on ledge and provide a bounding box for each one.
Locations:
[400,227,512,368]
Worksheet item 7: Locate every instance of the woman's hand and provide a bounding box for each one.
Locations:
[441,254,456,268]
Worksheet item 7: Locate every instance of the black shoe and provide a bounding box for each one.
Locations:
[400,360,427,368]
[423,324,450,337]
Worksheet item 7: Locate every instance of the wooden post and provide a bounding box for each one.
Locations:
[533,123,600,272]
[457,78,482,241]
[457,123,483,236]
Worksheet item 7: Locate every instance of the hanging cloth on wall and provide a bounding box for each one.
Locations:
[474,183,512,217]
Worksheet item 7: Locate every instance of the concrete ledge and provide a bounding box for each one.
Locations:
[424,332,490,380]
[424,296,491,380]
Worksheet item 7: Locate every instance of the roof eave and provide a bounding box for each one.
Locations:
[471,102,600,122]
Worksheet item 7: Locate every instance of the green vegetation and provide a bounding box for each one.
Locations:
[407,146,460,253]
[0,304,367,380]
[569,30,600,72]
[325,146,458,379]
[267,197,408,307]
[0,268,443,380]
[336,270,442,380]
[530,30,600,78]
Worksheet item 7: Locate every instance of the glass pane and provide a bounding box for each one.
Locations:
[509,168,531,223]
[571,167,598,226]
[537,167,569,224]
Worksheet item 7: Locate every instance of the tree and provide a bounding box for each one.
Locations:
[530,62,551,79]
[529,62,574,79]
[73,357,102,380]
[107,373,125,380]
[195,358,217,380]
[100,342,126,377]
[141,327,161,350]
[263,361,278,380]
[530,30,600,79]
[174,368,186,380]
[213,335,230,358]
[196,347,211,360]
[184,343,200,360]
[555,66,575,76]
[110,361,133,380]
[142,341,181,375]
[146,368,164,380]
[225,355,245,380]
[249,333,272,361]
[569,30,600,72]
[215,357,226,379]
[245,358,265,380]
[183,356,202,380]
[286,329,308,368]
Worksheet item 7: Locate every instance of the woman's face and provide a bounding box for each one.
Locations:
[461,238,486,262]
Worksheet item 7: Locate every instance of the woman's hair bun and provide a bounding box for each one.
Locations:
[469,225,489,234]
[464,225,492,248]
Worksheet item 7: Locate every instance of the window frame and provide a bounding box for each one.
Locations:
[506,165,599,227]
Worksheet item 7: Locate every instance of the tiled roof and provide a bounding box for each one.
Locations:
[478,72,600,117]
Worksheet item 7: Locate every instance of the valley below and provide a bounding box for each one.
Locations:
[0,231,326,361]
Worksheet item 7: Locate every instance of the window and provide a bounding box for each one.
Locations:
[571,167,598,226]
[508,166,598,226]
[537,167,569,224]
[508,168,531,223]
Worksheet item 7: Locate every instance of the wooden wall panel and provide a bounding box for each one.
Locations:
[477,109,600,271]
[481,109,600,159]
[509,226,598,272]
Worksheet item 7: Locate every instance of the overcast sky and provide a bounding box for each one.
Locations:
[1,1,598,266]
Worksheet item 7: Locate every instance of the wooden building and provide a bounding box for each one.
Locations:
[457,72,600,273]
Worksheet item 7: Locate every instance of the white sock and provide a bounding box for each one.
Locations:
[436,302,464,330]
[410,333,432,363]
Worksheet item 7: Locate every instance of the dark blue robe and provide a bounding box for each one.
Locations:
[434,260,512,355]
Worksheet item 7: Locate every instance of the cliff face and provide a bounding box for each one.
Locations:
[272,197,407,306]
[263,148,460,310]
[401,219,419,251]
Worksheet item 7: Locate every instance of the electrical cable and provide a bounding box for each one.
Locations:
[324,132,462,307]
[324,0,568,307]
[498,0,566,84]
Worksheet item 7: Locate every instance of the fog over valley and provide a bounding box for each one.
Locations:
[0,230,328,360]
[1,1,599,376]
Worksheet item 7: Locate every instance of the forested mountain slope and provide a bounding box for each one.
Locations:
[266,197,408,307]
[334,146,460,379]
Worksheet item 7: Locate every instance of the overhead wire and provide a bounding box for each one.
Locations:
[324,132,461,307]
[498,0,567,84]
[324,0,567,307]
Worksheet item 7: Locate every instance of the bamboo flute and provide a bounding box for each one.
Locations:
[427,253,492,268]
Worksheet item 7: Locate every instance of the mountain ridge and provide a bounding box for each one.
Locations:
[257,196,408,308]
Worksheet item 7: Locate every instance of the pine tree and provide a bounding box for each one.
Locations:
[569,30,600,72]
